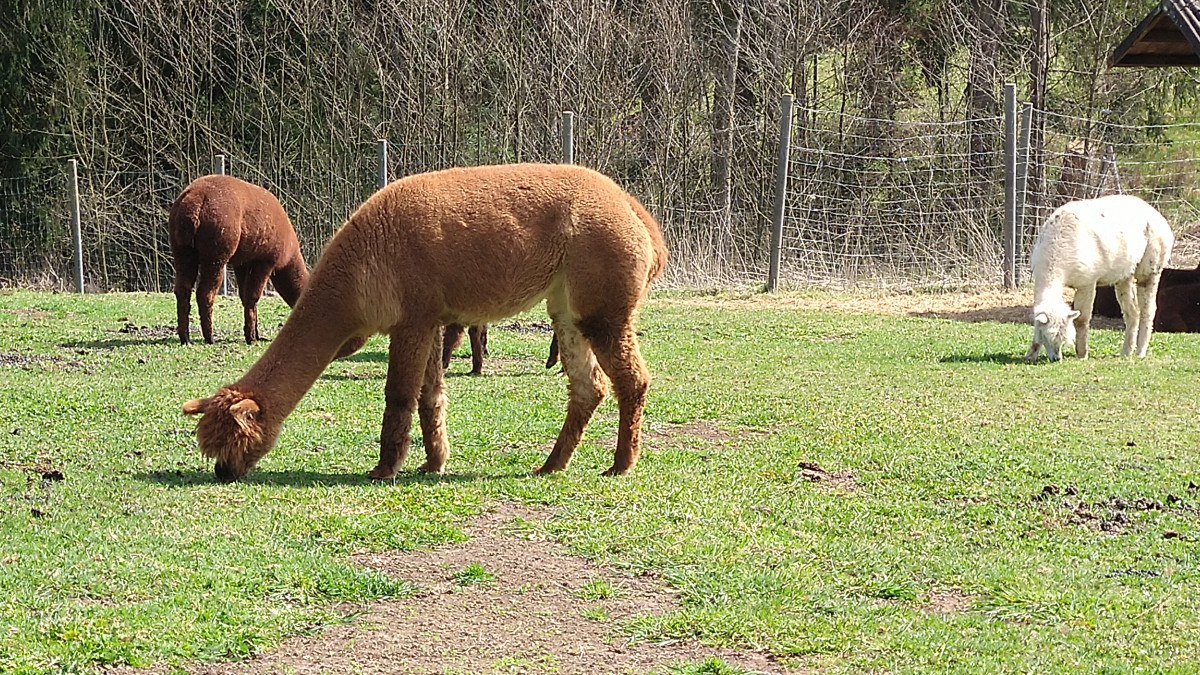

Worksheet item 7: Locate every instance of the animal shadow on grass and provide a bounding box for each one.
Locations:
[136,468,486,488]
[940,352,1028,365]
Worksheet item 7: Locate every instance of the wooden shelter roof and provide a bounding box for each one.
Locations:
[1110,0,1200,67]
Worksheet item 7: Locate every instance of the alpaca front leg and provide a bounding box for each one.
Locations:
[467,325,486,375]
[417,330,451,474]
[236,263,273,344]
[1023,339,1042,363]
[441,324,465,370]
[1073,285,1095,359]
[371,326,437,480]
[1135,275,1163,357]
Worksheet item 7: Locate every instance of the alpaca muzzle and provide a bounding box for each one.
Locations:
[214,461,245,483]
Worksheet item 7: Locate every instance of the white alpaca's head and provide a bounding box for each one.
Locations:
[1031,302,1079,362]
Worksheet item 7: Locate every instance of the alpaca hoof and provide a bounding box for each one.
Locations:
[533,463,565,476]
[367,465,397,481]
[417,462,445,475]
[601,465,631,477]
[468,370,483,376]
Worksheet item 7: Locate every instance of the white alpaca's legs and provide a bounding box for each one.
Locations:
[1072,285,1096,359]
[1135,274,1163,357]
[1114,278,1140,357]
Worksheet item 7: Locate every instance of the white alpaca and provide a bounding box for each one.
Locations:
[1025,194,1174,362]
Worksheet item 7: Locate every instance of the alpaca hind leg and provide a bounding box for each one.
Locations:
[1114,278,1139,357]
[371,324,437,480]
[417,328,451,473]
[441,324,465,369]
[546,333,560,369]
[1135,274,1163,357]
[468,325,486,375]
[1073,285,1096,359]
[236,263,273,344]
[581,315,649,477]
[195,261,226,344]
[536,316,607,475]
[173,248,199,345]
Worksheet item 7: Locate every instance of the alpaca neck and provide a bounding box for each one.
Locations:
[272,253,309,308]
[233,289,357,424]
[1033,278,1067,309]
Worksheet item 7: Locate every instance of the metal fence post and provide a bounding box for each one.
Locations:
[215,154,228,295]
[1015,102,1033,284]
[1003,83,1017,290]
[68,159,84,293]
[767,94,793,293]
[378,139,389,190]
[561,111,575,164]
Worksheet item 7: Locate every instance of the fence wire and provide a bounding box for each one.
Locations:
[5,104,1200,292]
[778,109,1005,286]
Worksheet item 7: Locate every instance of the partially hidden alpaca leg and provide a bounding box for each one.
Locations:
[1135,274,1163,357]
[441,324,465,370]
[173,248,199,345]
[235,263,273,344]
[467,325,486,375]
[1072,284,1096,359]
[583,316,650,477]
[546,333,560,369]
[536,315,608,475]
[417,328,451,474]
[195,260,226,345]
[1023,340,1042,363]
[1114,278,1140,357]
[371,325,437,480]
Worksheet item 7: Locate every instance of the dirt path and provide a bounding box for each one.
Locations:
[186,503,784,675]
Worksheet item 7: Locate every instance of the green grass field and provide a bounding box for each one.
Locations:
[2,289,1199,674]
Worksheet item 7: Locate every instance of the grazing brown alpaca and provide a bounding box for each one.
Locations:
[183,163,668,483]
[442,323,560,374]
[441,324,489,375]
[169,175,307,346]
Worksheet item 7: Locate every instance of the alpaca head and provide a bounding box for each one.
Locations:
[1032,302,1080,362]
[182,388,279,482]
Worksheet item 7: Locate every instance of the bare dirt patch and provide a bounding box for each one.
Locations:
[1034,484,1199,534]
[114,322,178,339]
[185,503,782,675]
[924,590,973,616]
[3,308,52,321]
[796,461,857,491]
[661,289,1129,329]
[648,420,741,446]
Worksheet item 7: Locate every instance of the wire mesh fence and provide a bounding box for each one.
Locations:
[777,108,1006,287]
[4,99,1200,293]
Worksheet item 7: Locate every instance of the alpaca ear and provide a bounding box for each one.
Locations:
[1035,312,1049,325]
[182,398,208,415]
[229,399,261,432]
[1068,310,1081,320]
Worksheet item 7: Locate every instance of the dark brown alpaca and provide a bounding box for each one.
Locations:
[442,324,561,374]
[441,324,489,375]
[1091,266,1200,320]
[1154,282,1200,333]
[169,175,307,346]
[183,163,668,483]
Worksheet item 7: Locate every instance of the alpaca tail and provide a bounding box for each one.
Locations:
[168,187,203,252]
[627,195,668,286]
